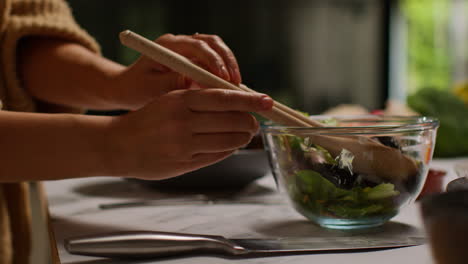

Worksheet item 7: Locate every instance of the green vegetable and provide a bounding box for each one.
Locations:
[296,170,338,200]
[365,183,400,200]
[284,135,337,165]
[407,88,468,157]
[287,135,303,151]
[319,118,339,126]
[291,170,399,219]
[309,144,337,165]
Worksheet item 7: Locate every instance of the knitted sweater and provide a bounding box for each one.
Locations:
[0,0,99,263]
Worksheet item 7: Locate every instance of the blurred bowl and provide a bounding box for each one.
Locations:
[421,191,468,264]
[454,160,468,178]
[131,149,270,191]
[262,115,439,229]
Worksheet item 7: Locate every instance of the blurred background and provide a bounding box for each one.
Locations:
[69,0,468,156]
[70,0,389,114]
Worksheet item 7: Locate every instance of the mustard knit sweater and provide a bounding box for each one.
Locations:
[0,0,99,263]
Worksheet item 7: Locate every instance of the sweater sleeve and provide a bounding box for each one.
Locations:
[1,0,100,112]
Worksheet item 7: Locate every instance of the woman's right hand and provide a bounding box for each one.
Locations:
[106,88,273,180]
[112,33,243,110]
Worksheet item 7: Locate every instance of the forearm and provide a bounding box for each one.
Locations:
[0,111,114,182]
[18,33,244,112]
[19,37,127,110]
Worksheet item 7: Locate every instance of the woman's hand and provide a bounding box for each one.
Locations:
[113,33,242,110]
[106,89,273,180]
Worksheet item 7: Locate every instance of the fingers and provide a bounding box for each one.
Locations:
[190,112,259,134]
[156,33,240,83]
[191,133,253,153]
[124,88,272,179]
[184,89,274,112]
[191,34,242,84]
[156,34,228,80]
[181,150,235,172]
[191,150,234,164]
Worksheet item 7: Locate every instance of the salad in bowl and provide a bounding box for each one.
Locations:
[262,115,438,229]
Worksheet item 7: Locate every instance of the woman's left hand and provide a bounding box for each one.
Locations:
[113,33,242,110]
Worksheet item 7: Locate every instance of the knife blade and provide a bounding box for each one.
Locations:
[65,231,425,259]
[98,196,283,210]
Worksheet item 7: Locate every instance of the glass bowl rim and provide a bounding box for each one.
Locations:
[261,115,439,135]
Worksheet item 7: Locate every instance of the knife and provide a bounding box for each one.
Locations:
[65,231,425,259]
[98,197,283,210]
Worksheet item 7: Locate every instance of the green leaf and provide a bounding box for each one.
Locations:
[291,169,400,219]
[296,170,340,200]
[286,135,303,152]
[365,183,400,200]
[313,144,337,165]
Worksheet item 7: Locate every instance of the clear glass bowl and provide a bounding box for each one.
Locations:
[262,116,439,229]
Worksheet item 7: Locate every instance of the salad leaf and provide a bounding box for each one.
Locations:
[335,149,354,174]
[364,183,400,200]
[319,118,339,126]
[291,170,399,219]
[286,135,303,152]
[296,170,337,200]
[310,144,337,165]
[285,135,337,165]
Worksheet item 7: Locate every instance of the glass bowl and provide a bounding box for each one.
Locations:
[262,115,439,229]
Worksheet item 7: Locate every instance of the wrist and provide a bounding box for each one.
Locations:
[98,114,136,178]
[97,63,132,110]
[70,114,122,177]
[104,65,144,111]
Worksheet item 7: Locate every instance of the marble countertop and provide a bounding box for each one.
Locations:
[45,158,467,264]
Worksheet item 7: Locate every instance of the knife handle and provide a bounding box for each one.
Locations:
[65,231,248,259]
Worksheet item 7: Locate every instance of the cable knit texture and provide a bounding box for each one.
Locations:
[0,0,100,263]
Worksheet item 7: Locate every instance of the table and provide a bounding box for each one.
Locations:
[45,158,466,264]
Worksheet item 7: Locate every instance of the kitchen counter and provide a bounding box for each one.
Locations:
[45,158,466,264]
